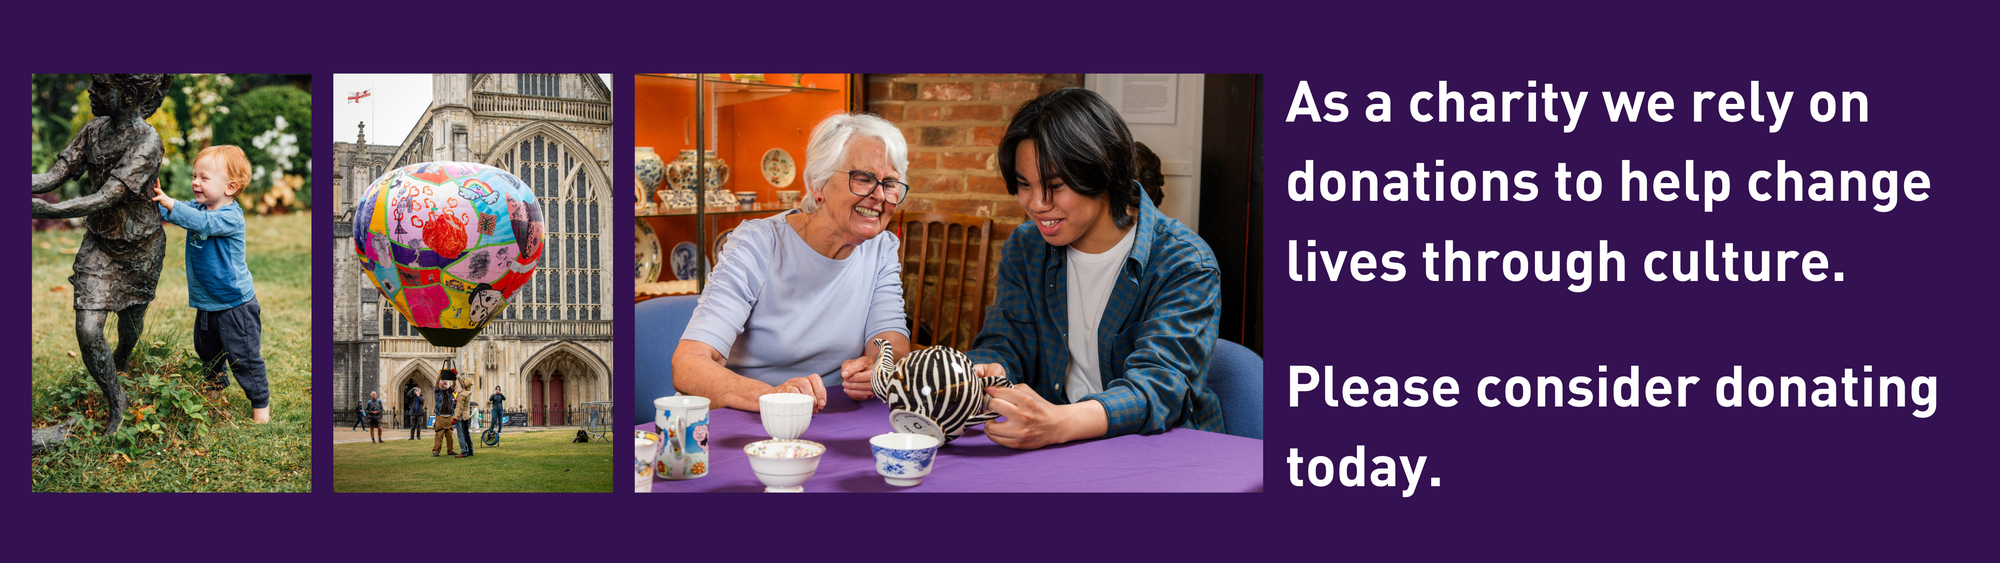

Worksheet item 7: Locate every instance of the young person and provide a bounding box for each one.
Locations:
[152,145,270,423]
[968,88,1225,450]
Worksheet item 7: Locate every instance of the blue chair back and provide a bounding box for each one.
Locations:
[1206,339,1263,439]
[634,295,701,425]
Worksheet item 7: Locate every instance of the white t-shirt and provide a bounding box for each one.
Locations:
[1064,225,1138,403]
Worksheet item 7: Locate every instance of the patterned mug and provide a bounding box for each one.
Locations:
[634,436,657,492]
[653,396,711,479]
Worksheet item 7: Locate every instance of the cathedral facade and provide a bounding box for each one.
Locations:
[332,74,613,425]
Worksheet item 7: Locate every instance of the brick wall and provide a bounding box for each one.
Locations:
[868,74,1080,224]
[867,74,1082,346]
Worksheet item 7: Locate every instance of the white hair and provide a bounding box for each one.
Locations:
[800,112,908,213]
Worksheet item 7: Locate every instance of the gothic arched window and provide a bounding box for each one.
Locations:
[498,132,602,322]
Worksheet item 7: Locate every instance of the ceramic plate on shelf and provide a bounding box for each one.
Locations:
[762,148,795,188]
[711,228,735,263]
[670,241,700,281]
[635,219,661,284]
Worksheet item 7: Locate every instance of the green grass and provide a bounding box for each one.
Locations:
[332,429,614,492]
[30,212,314,492]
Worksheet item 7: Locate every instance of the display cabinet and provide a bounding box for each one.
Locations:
[633,74,854,298]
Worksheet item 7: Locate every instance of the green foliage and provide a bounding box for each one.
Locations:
[178,73,234,154]
[37,339,226,454]
[214,85,313,213]
[30,75,89,183]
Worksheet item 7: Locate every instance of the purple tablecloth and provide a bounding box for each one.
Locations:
[639,393,1263,492]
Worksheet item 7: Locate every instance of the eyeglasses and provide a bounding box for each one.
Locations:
[839,170,911,204]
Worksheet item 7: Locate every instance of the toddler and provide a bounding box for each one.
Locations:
[151,145,270,423]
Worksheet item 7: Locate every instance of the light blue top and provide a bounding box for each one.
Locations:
[159,199,255,311]
[681,210,909,388]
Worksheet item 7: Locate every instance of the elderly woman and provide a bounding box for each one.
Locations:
[969,88,1223,449]
[672,113,913,412]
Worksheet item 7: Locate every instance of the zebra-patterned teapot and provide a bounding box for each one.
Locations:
[870,339,1012,444]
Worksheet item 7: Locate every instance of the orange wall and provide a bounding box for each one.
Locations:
[634,74,849,201]
[635,74,848,282]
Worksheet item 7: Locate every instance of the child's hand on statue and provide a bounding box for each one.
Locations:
[151,179,175,211]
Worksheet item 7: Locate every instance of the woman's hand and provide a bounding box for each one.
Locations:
[764,375,827,412]
[150,179,175,211]
[838,355,875,401]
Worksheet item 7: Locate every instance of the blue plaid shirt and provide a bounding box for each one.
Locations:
[967,197,1224,437]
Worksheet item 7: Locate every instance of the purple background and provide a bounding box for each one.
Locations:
[11,3,1991,559]
[1258,5,1994,558]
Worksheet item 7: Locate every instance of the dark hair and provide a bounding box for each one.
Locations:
[998,87,1140,229]
[1134,142,1165,206]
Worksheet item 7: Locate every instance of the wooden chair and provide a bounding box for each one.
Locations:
[896,212,994,351]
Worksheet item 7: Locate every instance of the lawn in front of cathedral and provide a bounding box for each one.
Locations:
[333,428,613,492]
[30,212,314,492]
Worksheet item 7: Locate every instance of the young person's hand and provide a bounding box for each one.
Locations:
[150,179,175,211]
[972,363,1007,381]
[983,384,1107,450]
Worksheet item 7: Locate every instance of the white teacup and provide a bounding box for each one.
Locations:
[760,393,813,439]
[870,432,941,487]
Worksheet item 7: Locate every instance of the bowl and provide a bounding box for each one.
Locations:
[778,190,801,206]
[744,439,825,492]
[735,191,757,206]
[870,432,941,487]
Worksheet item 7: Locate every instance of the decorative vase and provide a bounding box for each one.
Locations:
[666,149,731,191]
[705,151,731,191]
[635,147,666,196]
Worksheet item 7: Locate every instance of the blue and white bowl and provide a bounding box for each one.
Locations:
[870,432,941,487]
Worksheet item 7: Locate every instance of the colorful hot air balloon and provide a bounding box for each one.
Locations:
[353,162,545,348]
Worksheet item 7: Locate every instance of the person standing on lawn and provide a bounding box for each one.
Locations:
[453,380,475,458]
[407,386,424,440]
[489,386,507,435]
[365,391,385,443]
[431,376,457,457]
